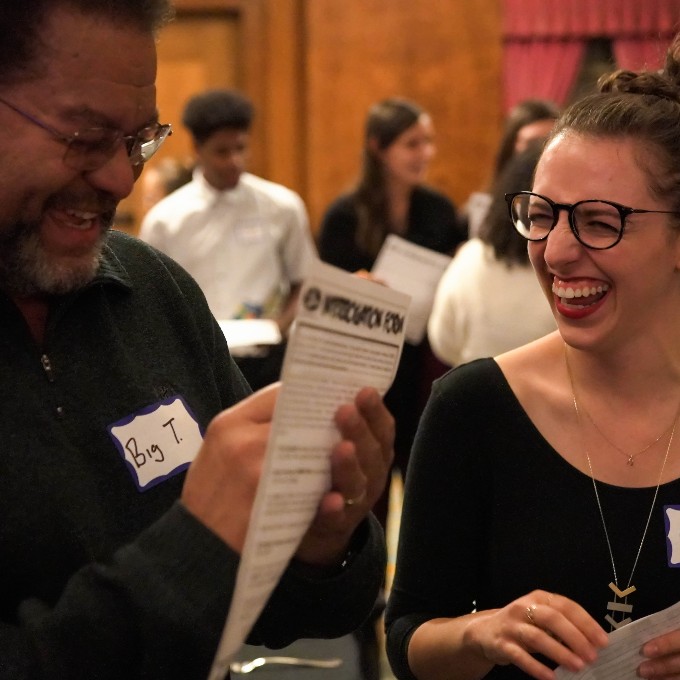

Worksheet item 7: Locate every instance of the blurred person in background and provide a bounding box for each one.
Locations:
[428,139,556,368]
[318,96,465,533]
[140,89,316,390]
[318,96,464,680]
[463,98,560,238]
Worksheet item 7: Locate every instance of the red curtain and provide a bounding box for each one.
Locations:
[612,38,668,71]
[503,0,680,39]
[502,0,680,112]
[503,40,585,112]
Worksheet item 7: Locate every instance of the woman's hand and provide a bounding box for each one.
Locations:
[463,590,608,680]
[639,629,680,678]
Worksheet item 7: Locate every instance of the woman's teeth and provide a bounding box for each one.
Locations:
[552,283,609,299]
[552,282,610,306]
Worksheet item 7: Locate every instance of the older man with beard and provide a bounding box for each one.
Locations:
[0,2,393,679]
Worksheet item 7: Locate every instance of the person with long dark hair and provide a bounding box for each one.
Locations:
[319,97,464,680]
[464,99,560,238]
[428,140,555,367]
[319,97,465,531]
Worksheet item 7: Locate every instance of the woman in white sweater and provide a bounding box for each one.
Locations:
[428,141,556,366]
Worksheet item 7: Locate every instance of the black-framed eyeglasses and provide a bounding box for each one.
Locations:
[0,96,172,171]
[505,190,680,250]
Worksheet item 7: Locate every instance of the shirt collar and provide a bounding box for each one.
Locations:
[194,167,244,204]
[90,234,134,291]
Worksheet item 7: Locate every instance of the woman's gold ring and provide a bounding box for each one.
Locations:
[525,604,538,626]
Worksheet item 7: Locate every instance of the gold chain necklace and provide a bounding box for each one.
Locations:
[581,405,673,466]
[565,348,677,630]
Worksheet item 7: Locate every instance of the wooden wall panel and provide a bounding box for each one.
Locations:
[304,0,503,231]
[245,0,306,193]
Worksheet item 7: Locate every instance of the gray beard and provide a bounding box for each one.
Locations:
[0,218,111,297]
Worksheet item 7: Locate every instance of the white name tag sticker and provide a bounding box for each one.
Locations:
[108,396,204,492]
[665,505,680,567]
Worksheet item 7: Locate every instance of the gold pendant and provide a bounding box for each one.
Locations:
[605,582,635,629]
[627,456,634,466]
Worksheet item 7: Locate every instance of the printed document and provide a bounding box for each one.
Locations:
[207,259,410,680]
[371,234,451,344]
[555,599,680,679]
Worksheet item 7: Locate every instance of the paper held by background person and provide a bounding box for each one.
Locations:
[371,234,451,344]
[217,319,282,351]
[207,259,410,680]
[555,599,680,680]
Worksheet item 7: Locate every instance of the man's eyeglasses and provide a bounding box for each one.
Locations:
[506,190,680,250]
[0,96,172,172]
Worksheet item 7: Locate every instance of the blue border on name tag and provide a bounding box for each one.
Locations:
[107,395,202,492]
[664,504,680,567]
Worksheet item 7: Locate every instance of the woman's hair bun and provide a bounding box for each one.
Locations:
[598,68,680,103]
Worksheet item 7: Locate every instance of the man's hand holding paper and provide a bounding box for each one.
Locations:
[295,385,395,567]
[182,381,395,568]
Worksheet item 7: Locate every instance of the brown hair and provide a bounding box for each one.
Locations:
[490,99,560,188]
[479,139,544,266]
[551,34,680,215]
[354,98,424,258]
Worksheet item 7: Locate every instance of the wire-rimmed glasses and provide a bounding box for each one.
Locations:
[505,190,680,250]
[0,96,172,171]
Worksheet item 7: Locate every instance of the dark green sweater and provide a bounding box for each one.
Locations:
[0,230,384,679]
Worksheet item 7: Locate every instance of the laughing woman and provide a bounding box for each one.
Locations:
[386,36,680,680]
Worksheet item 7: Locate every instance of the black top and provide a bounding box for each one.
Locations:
[317,186,463,486]
[317,185,464,273]
[386,358,680,680]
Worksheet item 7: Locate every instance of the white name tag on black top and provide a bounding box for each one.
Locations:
[108,395,203,491]
[665,505,680,567]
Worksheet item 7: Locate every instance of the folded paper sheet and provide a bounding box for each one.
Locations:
[555,599,680,680]
[207,260,410,680]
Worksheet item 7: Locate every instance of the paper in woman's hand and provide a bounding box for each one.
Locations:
[555,600,680,679]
